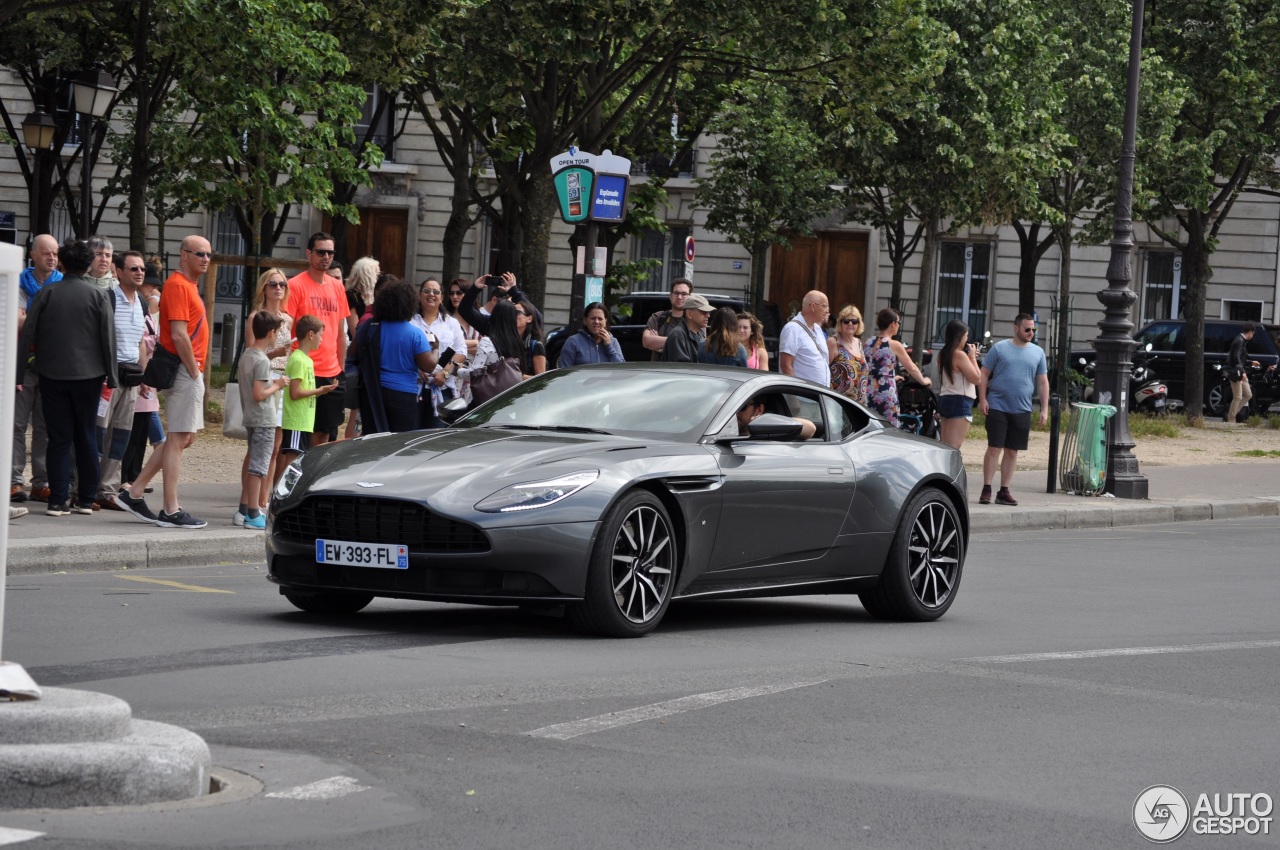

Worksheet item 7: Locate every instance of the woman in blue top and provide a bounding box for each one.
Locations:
[696,307,749,367]
[557,302,624,367]
[355,279,437,433]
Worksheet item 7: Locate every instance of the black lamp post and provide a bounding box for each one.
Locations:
[20,108,57,246]
[1092,0,1148,499]
[72,65,117,238]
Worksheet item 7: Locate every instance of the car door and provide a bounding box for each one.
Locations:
[706,389,855,580]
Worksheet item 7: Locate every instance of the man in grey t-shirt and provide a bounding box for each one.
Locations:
[977,313,1049,506]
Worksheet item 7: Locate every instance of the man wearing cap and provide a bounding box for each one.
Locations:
[661,293,715,363]
[95,250,149,508]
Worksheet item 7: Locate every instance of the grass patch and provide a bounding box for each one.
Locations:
[1128,413,1183,438]
[207,364,232,389]
[1233,449,1280,458]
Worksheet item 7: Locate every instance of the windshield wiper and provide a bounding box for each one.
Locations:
[482,424,612,435]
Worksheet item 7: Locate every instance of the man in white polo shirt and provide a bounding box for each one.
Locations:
[779,290,831,386]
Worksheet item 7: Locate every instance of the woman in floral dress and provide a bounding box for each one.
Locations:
[828,305,867,403]
[864,307,931,427]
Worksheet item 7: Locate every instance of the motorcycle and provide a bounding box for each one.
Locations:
[1078,343,1171,415]
[1210,361,1279,422]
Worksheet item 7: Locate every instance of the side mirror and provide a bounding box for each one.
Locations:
[746,413,805,441]
[438,397,469,425]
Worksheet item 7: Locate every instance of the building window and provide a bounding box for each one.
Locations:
[633,226,691,292]
[1141,251,1185,323]
[213,209,245,299]
[934,242,991,344]
[355,85,395,159]
[1221,300,1263,322]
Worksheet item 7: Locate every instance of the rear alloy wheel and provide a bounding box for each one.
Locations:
[284,590,374,615]
[569,491,677,637]
[1206,382,1230,418]
[859,489,963,621]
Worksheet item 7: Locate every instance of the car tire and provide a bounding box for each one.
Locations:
[284,590,374,615]
[568,490,677,638]
[1206,382,1230,418]
[858,488,964,622]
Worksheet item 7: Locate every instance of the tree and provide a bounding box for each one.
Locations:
[1135,0,1280,424]
[694,79,839,310]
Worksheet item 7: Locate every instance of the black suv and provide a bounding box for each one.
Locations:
[545,294,782,367]
[1073,320,1280,416]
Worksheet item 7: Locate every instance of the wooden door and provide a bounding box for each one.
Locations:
[768,232,867,318]
[324,206,409,279]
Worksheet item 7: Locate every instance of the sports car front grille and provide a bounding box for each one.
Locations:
[275,495,490,553]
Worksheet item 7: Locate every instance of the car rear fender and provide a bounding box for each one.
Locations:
[901,474,970,547]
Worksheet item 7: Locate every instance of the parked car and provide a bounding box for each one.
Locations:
[1071,320,1280,416]
[545,293,782,368]
[267,364,969,636]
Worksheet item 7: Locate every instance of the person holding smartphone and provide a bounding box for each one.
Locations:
[411,277,468,425]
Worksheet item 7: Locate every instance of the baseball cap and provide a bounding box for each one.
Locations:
[684,293,714,313]
[142,263,163,289]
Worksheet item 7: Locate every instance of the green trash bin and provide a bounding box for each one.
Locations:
[1060,402,1117,495]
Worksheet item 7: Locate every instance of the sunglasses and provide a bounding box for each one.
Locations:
[311,249,335,256]
[182,249,212,259]
[125,266,146,273]
[449,289,464,296]
[841,318,861,325]
[1020,326,1036,333]
[421,289,442,296]
[267,281,287,287]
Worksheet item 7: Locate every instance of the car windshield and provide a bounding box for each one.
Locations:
[457,368,740,439]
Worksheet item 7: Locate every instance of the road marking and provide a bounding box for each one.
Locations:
[964,638,1280,665]
[114,575,234,594]
[265,775,370,801]
[527,680,827,740]
[0,828,44,846]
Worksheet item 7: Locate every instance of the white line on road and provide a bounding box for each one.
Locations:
[264,775,370,801]
[527,680,828,740]
[964,638,1280,665]
[0,828,44,846]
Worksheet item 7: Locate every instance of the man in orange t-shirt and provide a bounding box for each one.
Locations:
[286,231,348,445]
[114,235,211,529]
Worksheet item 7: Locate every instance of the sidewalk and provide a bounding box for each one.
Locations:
[4,465,1279,576]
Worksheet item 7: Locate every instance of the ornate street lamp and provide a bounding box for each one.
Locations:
[72,65,117,237]
[20,109,57,245]
[1092,0,1148,499]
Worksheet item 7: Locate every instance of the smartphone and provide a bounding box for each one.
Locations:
[439,347,456,364]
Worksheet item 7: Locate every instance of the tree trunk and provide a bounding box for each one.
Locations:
[441,139,474,284]
[519,170,556,304]
[1054,223,1073,399]
[1180,218,1211,425]
[908,216,941,363]
[1016,222,1041,316]
[750,243,769,312]
[127,0,153,251]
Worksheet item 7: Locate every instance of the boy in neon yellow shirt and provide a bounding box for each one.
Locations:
[281,315,338,456]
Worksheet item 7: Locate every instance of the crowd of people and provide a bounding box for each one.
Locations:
[13,232,1050,529]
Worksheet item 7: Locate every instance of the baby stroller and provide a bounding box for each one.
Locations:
[897,377,940,439]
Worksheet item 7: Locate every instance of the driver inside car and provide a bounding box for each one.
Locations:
[736,397,817,439]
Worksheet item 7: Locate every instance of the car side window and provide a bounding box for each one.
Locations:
[822,395,868,440]
[778,391,827,441]
[1205,325,1234,354]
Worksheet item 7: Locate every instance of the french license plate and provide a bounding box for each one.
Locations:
[1153,398,1166,409]
[316,539,408,570]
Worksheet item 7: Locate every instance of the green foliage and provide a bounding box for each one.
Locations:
[1233,449,1280,457]
[1128,413,1182,439]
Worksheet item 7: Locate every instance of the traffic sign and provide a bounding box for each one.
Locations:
[684,236,696,263]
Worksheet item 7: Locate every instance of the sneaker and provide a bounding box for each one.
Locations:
[71,503,95,515]
[996,488,1019,506]
[46,503,70,517]
[156,508,207,529]
[978,485,993,505]
[9,505,28,520]
[30,486,51,502]
[243,513,267,530]
[10,484,27,503]
[114,489,159,524]
[233,511,246,527]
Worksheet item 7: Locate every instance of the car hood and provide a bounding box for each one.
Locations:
[297,426,661,504]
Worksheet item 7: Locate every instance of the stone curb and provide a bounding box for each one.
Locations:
[5,498,1277,575]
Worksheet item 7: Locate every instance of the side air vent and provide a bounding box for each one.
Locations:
[663,476,723,494]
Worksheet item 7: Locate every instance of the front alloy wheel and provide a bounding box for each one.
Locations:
[570,491,676,637]
[860,488,963,621]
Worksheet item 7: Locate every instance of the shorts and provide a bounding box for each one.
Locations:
[313,374,345,434]
[245,425,275,477]
[986,408,1031,451]
[937,394,974,421]
[163,366,205,433]
[280,429,311,455]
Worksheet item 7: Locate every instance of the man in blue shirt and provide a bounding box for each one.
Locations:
[12,234,62,502]
[978,314,1049,506]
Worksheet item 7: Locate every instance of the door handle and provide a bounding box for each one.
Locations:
[827,467,844,475]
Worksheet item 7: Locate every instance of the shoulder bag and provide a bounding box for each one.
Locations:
[470,356,522,405]
[142,316,204,390]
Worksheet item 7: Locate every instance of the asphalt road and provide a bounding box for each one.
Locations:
[2,518,1279,849]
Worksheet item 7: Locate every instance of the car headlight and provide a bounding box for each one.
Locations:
[475,470,599,513]
[274,459,305,500]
